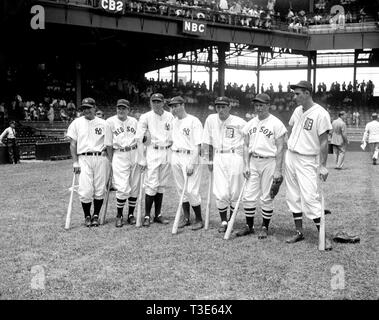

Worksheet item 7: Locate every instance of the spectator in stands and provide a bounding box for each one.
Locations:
[0,102,5,126]
[96,110,105,119]
[359,7,366,23]
[47,104,55,124]
[67,100,76,121]
[360,80,366,93]
[345,10,353,23]
[278,82,283,93]
[219,0,229,11]
[0,120,19,164]
[38,103,46,121]
[338,11,346,28]
[60,108,69,123]
[352,110,360,128]
[347,81,353,92]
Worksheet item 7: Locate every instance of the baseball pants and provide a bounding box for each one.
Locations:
[369,142,379,160]
[213,152,244,209]
[284,150,321,220]
[243,157,276,211]
[78,155,109,203]
[171,152,202,206]
[144,146,171,196]
[112,149,141,200]
[333,144,346,169]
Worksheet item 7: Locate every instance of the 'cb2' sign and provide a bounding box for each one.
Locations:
[182,20,206,36]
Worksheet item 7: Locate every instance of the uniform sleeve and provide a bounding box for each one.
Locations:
[66,120,77,140]
[275,119,288,139]
[288,112,295,127]
[317,110,333,136]
[0,128,9,141]
[192,118,203,145]
[136,114,148,140]
[104,119,113,147]
[202,116,212,145]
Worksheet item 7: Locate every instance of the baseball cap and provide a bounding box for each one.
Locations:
[116,99,130,108]
[214,96,230,105]
[81,97,96,108]
[150,93,164,102]
[290,80,312,92]
[168,96,185,106]
[252,93,271,104]
[372,112,378,119]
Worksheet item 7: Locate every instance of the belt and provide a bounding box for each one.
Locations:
[215,149,235,154]
[118,145,137,152]
[172,149,192,154]
[80,152,102,156]
[152,145,171,150]
[251,153,270,159]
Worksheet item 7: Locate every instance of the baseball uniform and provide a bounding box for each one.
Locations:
[362,116,379,164]
[242,113,287,229]
[202,112,246,221]
[66,115,109,204]
[105,113,141,224]
[285,103,332,220]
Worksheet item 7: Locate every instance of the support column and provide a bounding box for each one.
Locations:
[307,53,312,83]
[209,46,213,92]
[353,49,358,90]
[190,52,193,83]
[75,61,82,109]
[174,54,178,87]
[217,44,226,96]
[158,69,160,82]
[257,50,261,94]
[313,52,317,92]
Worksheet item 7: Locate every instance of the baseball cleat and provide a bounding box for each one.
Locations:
[258,226,268,239]
[142,217,150,227]
[85,216,92,228]
[115,216,123,228]
[91,215,99,227]
[236,225,254,237]
[127,215,136,225]
[154,215,169,224]
[373,159,377,165]
[191,220,204,231]
[218,223,228,233]
[178,218,191,228]
[286,231,304,243]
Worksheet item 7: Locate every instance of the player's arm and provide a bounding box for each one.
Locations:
[104,121,113,162]
[274,134,286,179]
[202,117,213,171]
[69,138,80,174]
[318,131,329,181]
[341,122,349,145]
[136,116,147,169]
[362,124,369,143]
[0,128,8,144]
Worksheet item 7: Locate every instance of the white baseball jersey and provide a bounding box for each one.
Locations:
[136,110,173,146]
[243,114,287,157]
[363,120,379,143]
[104,115,138,149]
[66,116,106,154]
[0,127,16,140]
[287,104,332,155]
[172,114,203,151]
[202,114,246,150]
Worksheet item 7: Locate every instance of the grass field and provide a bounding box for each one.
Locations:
[0,151,377,300]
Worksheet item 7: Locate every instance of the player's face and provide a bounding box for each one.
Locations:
[82,106,96,120]
[293,88,308,106]
[170,103,184,117]
[254,102,270,119]
[215,104,231,120]
[151,100,164,114]
[117,106,129,120]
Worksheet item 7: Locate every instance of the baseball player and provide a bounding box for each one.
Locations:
[168,96,204,230]
[66,97,109,227]
[202,96,247,233]
[285,81,332,250]
[136,93,173,227]
[0,120,19,164]
[105,99,145,228]
[362,112,379,165]
[237,93,287,239]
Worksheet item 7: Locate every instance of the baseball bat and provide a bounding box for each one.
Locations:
[65,173,77,230]
[172,176,188,235]
[204,171,213,230]
[224,179,247,240]
[100,169,112,225]
[318,179,326,251]
[135,171,145,228]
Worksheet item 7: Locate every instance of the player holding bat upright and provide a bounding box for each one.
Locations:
[66,97,109,228]
[285,81,332,250]
[236,93,287,239]
[168,96,204,231]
